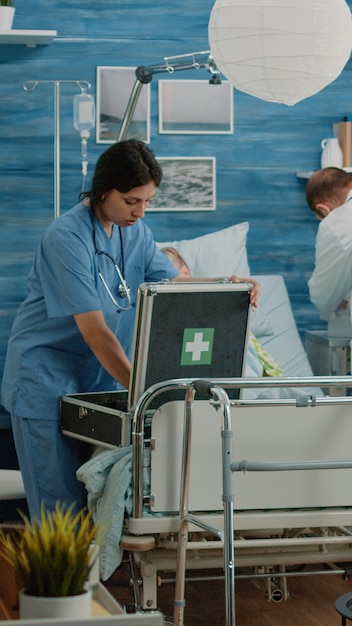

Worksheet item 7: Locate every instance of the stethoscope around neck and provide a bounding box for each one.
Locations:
[92,215,132,312]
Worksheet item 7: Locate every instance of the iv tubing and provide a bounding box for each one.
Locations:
[54,81,60,219]
[80,131,90,192]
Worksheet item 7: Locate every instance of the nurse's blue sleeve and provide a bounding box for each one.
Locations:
[145,246,179,281]
[37,226,101,318]
[143,227,178,282]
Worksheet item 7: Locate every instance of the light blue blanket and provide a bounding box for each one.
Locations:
[77,446,133,581]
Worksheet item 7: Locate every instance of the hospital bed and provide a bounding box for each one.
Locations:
[61,224,352,622]
[64,374,352,624]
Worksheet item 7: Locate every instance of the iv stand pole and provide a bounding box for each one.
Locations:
[117,50,221,142]
[23,79,91,219]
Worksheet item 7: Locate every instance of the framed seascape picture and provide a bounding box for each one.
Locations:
[96,66,150,143]
[149,157,216,212]
[158,80,233,134]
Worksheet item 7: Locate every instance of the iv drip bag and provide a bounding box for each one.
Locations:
[73,92,95,133]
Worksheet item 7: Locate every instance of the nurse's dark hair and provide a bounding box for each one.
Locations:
[80,139,162,209]
[306,166,352,212]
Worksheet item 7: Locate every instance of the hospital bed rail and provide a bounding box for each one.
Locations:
[131,375,352,518]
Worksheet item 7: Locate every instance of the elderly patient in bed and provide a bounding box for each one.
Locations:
[161,246,308,400]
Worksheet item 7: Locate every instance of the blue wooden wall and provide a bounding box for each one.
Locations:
[1,0,352,425]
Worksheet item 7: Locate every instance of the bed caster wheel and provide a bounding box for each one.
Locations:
[265,587,286,603]
[271,588,285,603]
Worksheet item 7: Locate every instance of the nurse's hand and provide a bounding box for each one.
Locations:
[172,274,261,308]
[230,276,261,308]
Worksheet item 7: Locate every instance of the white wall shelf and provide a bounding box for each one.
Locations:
[296,171,314,179]
[0,30,57,47]
[297,167,352,180]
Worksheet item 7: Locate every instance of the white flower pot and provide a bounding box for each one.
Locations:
[0,6,15,30]
[19,588,92,619]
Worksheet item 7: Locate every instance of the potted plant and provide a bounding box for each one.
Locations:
[0,502,99,619]
[0,0,15,29]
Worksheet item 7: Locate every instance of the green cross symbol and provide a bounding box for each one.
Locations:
[180,328,215,365]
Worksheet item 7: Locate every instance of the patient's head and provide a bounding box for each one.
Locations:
[161,246,191,278]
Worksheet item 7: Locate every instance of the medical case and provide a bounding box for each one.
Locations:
[61,280,251,447]
[128,280,251,407]
[60,391,131,448]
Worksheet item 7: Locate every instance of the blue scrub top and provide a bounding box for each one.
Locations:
[1,202,178,420]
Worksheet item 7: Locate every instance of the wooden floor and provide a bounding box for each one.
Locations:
[104,559,352,626]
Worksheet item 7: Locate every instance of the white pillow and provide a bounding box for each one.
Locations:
[157,222,250,277]
[157,222,274,338]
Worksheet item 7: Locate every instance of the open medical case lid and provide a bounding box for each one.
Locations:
[128,280,251,409]
[61,280,251,447]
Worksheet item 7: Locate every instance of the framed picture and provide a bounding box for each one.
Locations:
[96,66,150,143]
[158,80,233,134]
[149,157,216,212]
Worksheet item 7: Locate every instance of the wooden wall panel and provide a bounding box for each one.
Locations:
[1,0,352,424]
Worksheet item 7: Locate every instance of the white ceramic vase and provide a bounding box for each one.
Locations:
[321,138,343,168]
[0,6,15,30]
[19,588,92,619]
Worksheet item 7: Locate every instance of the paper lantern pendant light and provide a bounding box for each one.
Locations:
[208,0,352,105]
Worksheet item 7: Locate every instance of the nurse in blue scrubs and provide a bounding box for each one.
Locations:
[0,140,179,519]
[1,139,261,520]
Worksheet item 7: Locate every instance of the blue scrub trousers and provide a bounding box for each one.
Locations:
[11,414,87,520]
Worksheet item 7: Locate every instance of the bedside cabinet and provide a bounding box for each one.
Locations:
[305,330,351,395]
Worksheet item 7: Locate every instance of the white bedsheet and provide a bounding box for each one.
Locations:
[243,275,322,399]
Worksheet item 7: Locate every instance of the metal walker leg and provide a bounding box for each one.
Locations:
[173,381,236,626]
